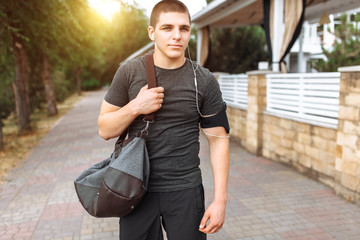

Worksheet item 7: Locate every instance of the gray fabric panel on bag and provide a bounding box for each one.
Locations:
[74,183,99,209]
[142,148,150,190]
[75,158,111,188]
[110,137,149,183]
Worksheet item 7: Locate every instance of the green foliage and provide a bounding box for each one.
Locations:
[99,3,150,85]
[53,68,76,102]
[206,26,270,73]
[0,0,151,128]
[184,27,198,61]
[310,13,360,72]
[0,28,14,121]
[28,64,44,112]
[81,70,101,91]
[82,78,101,91]
[0,79,14,121]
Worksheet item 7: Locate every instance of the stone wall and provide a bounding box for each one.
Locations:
[227,106,247,147]
[226,66,360,204]
[335,67,360,202]
[262,114,337,186]
[245,72,267,156]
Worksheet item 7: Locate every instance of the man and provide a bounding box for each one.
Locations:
[98,1,229,239]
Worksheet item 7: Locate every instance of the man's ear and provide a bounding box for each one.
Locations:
[148,26,155,41]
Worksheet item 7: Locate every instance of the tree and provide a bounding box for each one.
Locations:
[311,13,360,72]
[24,0,90,115]
[98,3,150,85]
[0,0,93,119]
[0,29,14,150]
[0,0,151,135]
[203,0,269,73]
[65,4,109,95]
[0,1,32,132]
[206,27,270,73]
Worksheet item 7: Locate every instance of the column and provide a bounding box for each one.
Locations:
[336,66,360,202]
[245,71,270,156]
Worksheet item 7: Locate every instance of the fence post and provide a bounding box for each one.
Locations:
[336,66,360,202]
[245,71,271,156]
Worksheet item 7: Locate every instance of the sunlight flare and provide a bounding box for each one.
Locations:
[88,0,120,21]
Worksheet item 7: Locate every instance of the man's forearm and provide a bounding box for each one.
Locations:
[209,138,230,203]
[98,86,165,140]
[199,129,229,234]
[98,101,138,140]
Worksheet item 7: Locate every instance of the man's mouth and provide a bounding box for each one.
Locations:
[168,44,182,48]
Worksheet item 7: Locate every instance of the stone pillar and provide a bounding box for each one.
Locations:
[245,71,271,155]
[336,66,360,202]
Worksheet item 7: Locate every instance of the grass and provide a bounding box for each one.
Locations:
[0,92,86,184]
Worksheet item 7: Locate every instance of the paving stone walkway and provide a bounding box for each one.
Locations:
[1,90,360,240]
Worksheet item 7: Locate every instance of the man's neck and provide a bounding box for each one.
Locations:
[153,52,186,69]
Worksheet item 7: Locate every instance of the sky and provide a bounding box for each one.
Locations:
[125,0,207,17]
[88,0,208,21]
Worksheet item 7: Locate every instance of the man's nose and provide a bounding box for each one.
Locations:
[172,28,181,39]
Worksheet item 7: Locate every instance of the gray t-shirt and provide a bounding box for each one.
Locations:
[105,56,224,192]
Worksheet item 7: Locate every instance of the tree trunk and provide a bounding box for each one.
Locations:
[40,53,58,116]
[0,117,4,150]
[11,33,31,133]
[76,67,82,96]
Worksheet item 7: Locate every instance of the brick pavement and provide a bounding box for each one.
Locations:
[1,90,360,240]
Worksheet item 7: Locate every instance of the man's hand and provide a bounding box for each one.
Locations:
[199,200,226,234]
[130,85,165,115]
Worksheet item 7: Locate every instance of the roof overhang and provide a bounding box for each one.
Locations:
[305,0,360,23]
[192,0,360,28]
[192,0,261,28]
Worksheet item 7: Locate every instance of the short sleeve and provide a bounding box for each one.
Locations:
[201,74,224,115]
[104,64,129,107]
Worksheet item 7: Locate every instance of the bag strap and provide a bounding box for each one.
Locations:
[144,53,156,122]
[115,53,156,145]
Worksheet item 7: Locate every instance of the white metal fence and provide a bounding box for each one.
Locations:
[266,72,341,128]
[218,72,341,128]
[218,74,248,109]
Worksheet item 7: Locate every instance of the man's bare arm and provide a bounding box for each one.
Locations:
[199,126,230,234]
[98,85,164,140]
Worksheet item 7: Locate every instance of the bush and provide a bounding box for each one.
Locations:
[0,84,14,121]
[0,61,14,121]
[54,69,74,102]
[82,77,101,91]
[311,13,360,72]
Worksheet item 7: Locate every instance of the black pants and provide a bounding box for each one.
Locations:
[119,184,207,240]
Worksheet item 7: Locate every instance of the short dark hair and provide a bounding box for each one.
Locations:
[150,0,191,27]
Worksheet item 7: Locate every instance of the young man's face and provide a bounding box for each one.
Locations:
[149,11,191,62]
